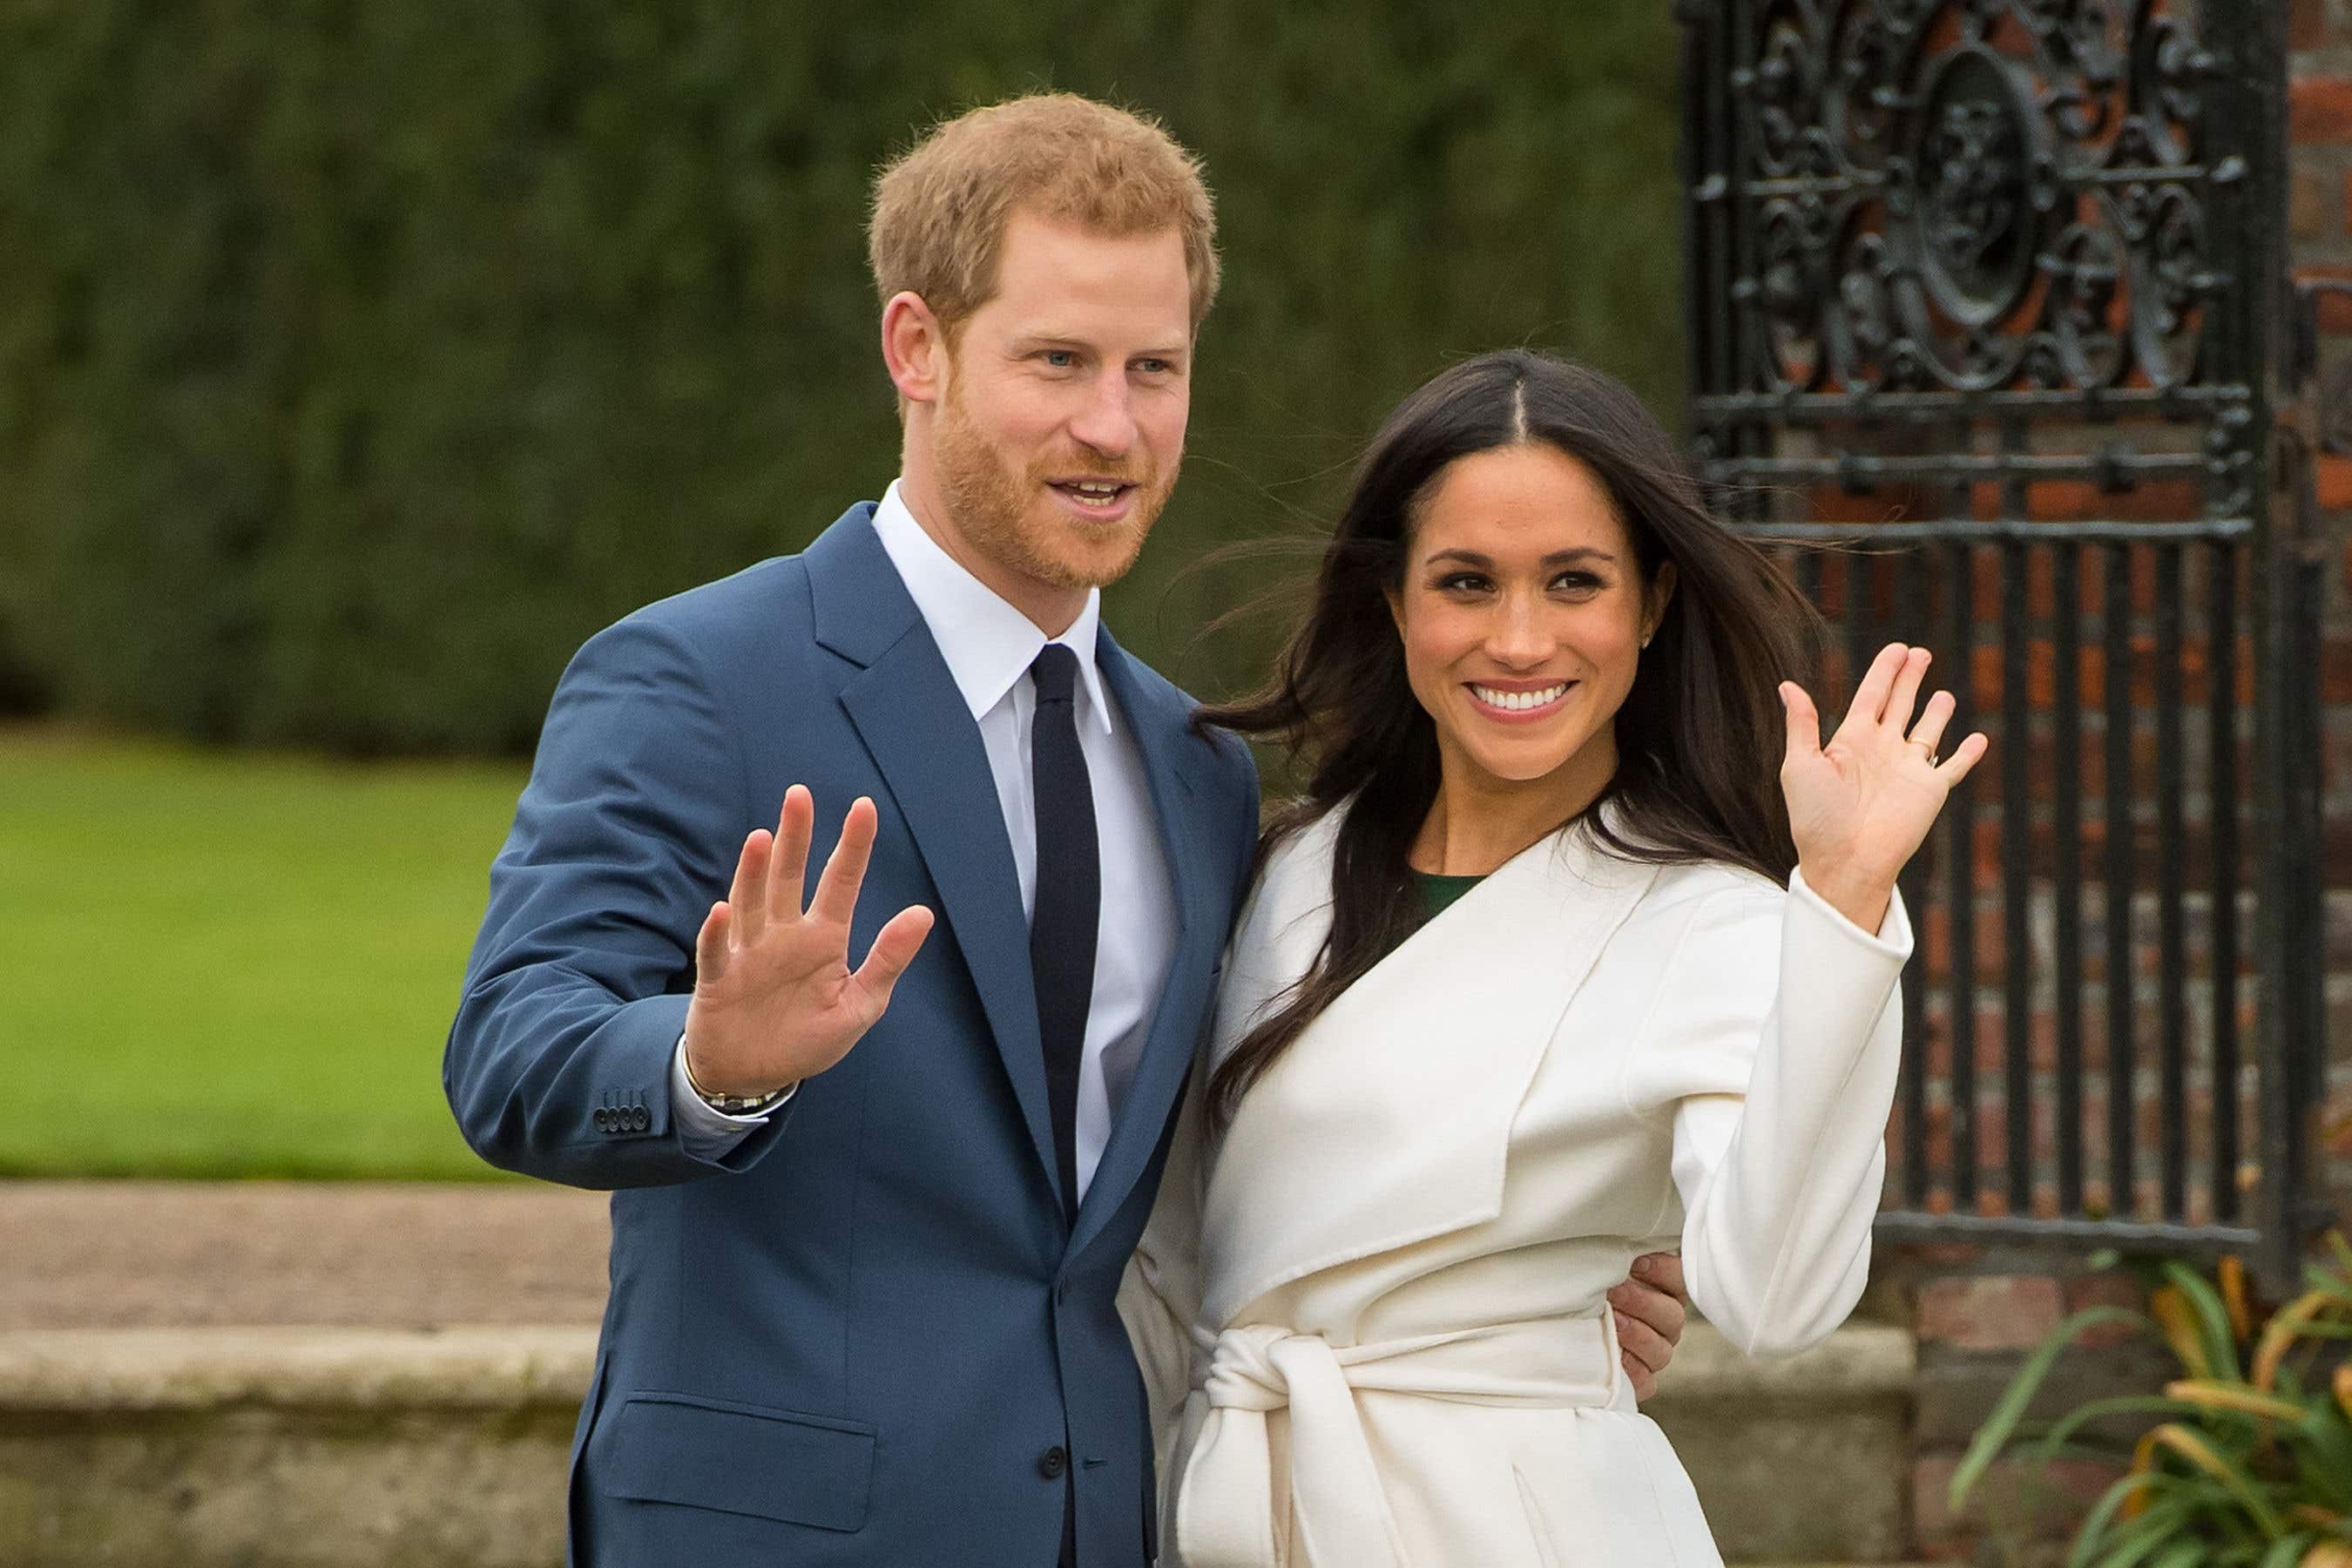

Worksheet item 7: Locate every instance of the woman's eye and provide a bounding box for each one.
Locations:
[1551,572,1602,592]
[1436,573,1490,593]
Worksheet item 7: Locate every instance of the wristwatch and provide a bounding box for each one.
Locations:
[680,1040,794,1116]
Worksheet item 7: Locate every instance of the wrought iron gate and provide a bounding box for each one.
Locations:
[1678,0,2328,1285]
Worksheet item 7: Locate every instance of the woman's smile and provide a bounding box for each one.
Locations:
[1465,678,1576,722]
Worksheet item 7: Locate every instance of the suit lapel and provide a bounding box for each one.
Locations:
[1067,632,1222,1260]
[808,509,1058,1195]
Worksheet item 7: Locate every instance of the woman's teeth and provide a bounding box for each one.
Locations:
[1470,683,1568,712]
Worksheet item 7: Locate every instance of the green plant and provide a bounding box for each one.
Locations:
[1951,1237,2352,1567]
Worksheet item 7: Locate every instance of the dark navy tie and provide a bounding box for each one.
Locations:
[1028,643,1098,1227]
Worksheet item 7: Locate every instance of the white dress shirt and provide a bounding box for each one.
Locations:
[673,482,1181,1202]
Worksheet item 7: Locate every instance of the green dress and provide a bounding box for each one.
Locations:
[1408,870,1485,929]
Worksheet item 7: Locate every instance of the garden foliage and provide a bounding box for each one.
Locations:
[0,1,1683,754]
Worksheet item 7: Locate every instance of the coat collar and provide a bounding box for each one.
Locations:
[1200,807,1659,1327]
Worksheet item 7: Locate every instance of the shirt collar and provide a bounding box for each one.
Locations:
[868,480,1113,733]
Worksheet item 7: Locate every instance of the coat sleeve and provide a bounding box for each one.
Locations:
[1119,1053,1207,1480]
[443,613,797,1189]
[1118,753,1266,1477]
[1620,869,1911,1357]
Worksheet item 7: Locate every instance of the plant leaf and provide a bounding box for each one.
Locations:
[2153,1285,2214,1378]
[2255,1293,2344,1390]
[2068,1471,2161,1567]
[2161,1260,2245,1381]
[2167,1379,2308,1423]
[1950,1304,2156,1511]
[2147,1423,2288,1539]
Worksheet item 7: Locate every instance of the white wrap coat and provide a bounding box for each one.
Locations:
[1119,805,1912,1567]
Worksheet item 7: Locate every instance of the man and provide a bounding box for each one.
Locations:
[446,93,1685,1566]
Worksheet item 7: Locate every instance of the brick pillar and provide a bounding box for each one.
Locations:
[1892,21,2352,1560]
[2289,0,2352,1228]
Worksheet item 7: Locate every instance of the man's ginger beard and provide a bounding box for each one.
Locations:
[929,361,1178,592]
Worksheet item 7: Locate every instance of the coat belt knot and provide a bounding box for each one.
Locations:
[1173,1312,1626,1568]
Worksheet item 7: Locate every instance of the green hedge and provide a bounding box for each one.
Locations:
[0,0,1684,754]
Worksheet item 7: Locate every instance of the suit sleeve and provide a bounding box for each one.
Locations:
[1621,870,1911,1357]
[443,614,796,1189]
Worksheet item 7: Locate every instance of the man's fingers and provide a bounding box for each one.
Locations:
[1779,681,1823,770]
[811,797,880,928]
[694,901,732,985]
[729,829,772,946]
[1632,1250,1687,1301]
[768,786,814,923]
[1612,1307,1676,1385]
[852,905,936,1014]
[1610,1275,1688,1346]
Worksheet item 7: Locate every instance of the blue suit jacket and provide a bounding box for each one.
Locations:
[445,504,1260,1566]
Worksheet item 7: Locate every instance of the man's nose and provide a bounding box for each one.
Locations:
[1068,374,1137,461]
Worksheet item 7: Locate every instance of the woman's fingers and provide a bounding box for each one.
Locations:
[729,828,772,947]
[1842,642,1911,732]
[1936,730,1991,785]
[810,796,880,929]
[694,901,733,985]
[1882,645,1931,736]
[1779,681,1823,771]
[1906,690,1957,759]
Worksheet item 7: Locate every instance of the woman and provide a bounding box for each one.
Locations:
[1120,350,1984,1566]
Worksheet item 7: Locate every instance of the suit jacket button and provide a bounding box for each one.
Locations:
[593,1109,612,1132]
[1037,1445,1068,1480]
[632,1106,651,1132]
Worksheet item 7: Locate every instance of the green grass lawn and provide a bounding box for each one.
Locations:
[1,728,533,1179]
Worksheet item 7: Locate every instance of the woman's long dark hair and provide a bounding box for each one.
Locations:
[1197,349,1823,1130]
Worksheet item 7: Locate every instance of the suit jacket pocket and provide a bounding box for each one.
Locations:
[591,1389,875,1531]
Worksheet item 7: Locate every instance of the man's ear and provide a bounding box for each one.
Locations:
[881,292,949,408]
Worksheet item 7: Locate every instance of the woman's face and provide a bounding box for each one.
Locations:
[1387,443,1672,801]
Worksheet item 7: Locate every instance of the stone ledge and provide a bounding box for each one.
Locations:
[0,1322,1920,1567]
[0,1327,593,1413]
[1646,1320,1916,1404]
[0,1319,1909,1413]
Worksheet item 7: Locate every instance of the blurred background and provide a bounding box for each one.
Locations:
[0,1,1682,1181]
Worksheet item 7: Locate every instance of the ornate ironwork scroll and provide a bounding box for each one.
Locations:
[1680,1,2324,1285]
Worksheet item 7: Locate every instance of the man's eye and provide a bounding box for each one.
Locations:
[1042,350,1077,368]
[1135,358,1172,375]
